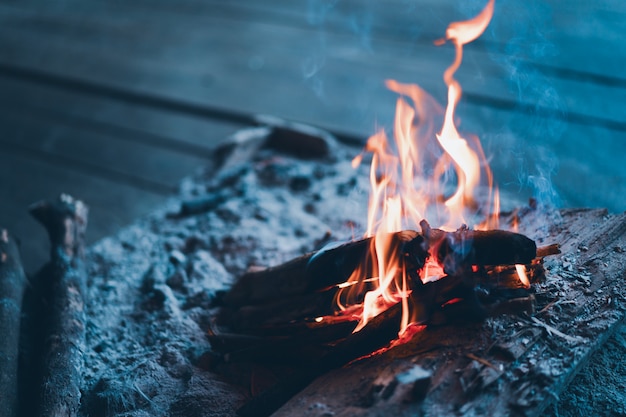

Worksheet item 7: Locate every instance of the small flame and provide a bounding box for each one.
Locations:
[335,0,504,335]
[510,212,531,288]
[515,264,531,288]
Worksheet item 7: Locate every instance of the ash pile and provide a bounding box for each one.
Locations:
[5,121,626,417]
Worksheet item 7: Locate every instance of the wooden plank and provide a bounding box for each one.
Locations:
[0,78,241,156]
[0,5,622,151]
[0,109,211,192]
[0,151,165,273]
[0,0,622,213]
[199,0,626,79]
[272,208,626,417]
[0,3,623,126]
[0,40,620,212]
[0,8,622,211]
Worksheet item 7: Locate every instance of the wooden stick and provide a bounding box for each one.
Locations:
[536,243,561,258]
[30,194,88,417]
[0,229,28,417]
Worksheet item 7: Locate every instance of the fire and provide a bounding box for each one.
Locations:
[333,0,529,335]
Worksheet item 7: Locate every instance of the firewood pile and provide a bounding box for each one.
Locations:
[1,120,626,417]
[212,214,561,416]
[213,224,553,362]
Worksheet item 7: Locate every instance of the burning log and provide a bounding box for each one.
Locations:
[0,229,27,417]
[420,220,537,274]
[223,226,537,311]
[223,291,336,333]
[210,226,555,415]
[223,230,426,308]
[235,304,405,417]
[214,225,551,370]
[30,195,88,417]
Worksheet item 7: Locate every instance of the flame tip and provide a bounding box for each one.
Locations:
[336,0,498,336]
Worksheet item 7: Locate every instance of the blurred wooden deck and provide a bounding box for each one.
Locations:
[0,0,625,271]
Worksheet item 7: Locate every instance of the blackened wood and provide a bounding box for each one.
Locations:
[221,291,336,332]
[224,231,424,307]
[272,208,626,417]
[177,191,229,217]
[421,220,537,273]
[237,304,403,417]
[30,195,88,417]
[226,226,537,308]
[0,229,27,417]
[479,263,546,286]
[215,270,536,365]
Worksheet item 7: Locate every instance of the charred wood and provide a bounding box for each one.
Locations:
[224,230,424,307]
[219,291,336,333]
[224,226,540,309]
[236,304,404,417]
[29,195,88,417]
[420,220,537,274]
[177,191,229,217]
[536,243,561,258]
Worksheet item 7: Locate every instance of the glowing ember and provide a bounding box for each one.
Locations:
[332,0,531,336]
[515,264,531,288]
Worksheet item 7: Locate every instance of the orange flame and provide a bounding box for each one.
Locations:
[335,0,516,336]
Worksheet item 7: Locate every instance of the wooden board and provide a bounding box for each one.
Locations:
[0,77,240,155]
[0,152,165,274]
[0,2,624,124]
[272,208,626,417]
[202,0,626,79]
[0,0,623,214]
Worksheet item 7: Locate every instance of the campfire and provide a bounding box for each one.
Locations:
[212,1,561,414]
[4,1,626,417]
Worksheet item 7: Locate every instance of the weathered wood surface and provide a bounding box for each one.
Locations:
[272,208,626,417]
